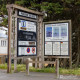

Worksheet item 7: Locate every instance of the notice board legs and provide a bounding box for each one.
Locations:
[39,57,42,69]
[14,59,17,72]
[56,59,59,79]
[35,58,38,68]
[26,59,29,75]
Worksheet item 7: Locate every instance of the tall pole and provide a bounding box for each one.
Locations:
[7,7,12,73]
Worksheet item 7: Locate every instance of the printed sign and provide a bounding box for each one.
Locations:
[45,42,52,55]
[27,48,30,53]
[53,42,60,55]
[19,41,36,46]
[32,47,35,53]
[18,47,36,56]
[45,23,68,41]
[18,10,37,19]
[19,19,36,32]
[17,18,37,57]
[44,21,71,56]
[61,42,68,55]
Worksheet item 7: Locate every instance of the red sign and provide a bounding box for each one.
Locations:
[32,47,35,53]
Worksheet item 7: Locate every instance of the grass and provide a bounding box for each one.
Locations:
[0,64,80,75]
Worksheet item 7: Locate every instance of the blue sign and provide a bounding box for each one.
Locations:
[21,20,26,27]
[27,48,30,53]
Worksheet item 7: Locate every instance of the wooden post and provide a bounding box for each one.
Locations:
[35,58,38,68]
[38,15,44,69]
[56,59,59,79]
[7,7,13,73]
[39,57,42,69]
[69,20,72,69]
[14,10,18,72]
[26,59,29,75]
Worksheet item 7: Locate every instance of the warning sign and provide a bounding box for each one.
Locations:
[27,48,30,53]
[32,47,35,53]
[18,47,36,56]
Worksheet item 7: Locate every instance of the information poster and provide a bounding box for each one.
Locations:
[45,42,52,55]
[17,18,37,56]
[18,47,36,56]
[53,42,60,55]
[45,23,68,41]
[19,19,36,32]
[44,21,70,56]
[61,42,68,55]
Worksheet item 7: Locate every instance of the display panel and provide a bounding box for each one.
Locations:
[17,19,37,57]
[44,21,70,56]
[45,42,52,55]
[53,42,60,55]
[45,23,68,41]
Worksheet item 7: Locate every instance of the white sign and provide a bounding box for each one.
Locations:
[19,41,36,46]
[53,42,60,55]
[45,23,68,41]
[19,20,36,32]
[45,42,52,55]
[44,21,70,56]
[61,42,68,55]
[19,10,37,19]
[18,47,36,56]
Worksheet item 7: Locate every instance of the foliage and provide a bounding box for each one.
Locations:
[0,64,80,75]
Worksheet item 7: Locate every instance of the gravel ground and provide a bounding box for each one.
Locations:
[0,70,80,80]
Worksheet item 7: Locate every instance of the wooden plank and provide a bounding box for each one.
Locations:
[29,61,55,64]
[12,15,38,22]
[6,4,43,16]
[12,56,41,60]
[44,56,70,58]
[43,20,71,24]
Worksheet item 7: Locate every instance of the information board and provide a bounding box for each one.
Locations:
[44,21,71,56]
[17,18,37,57]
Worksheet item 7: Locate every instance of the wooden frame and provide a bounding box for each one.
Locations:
[6,4,43,73]
[43,20,72,58]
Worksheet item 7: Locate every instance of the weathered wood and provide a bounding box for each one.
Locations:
[6,4,43,16]
[69,20,72,68]
[56,59,59,79]
[44,56,70,58]
[14,9,18,72]
[12,55,41,60]
[26,59,29,75]
[7,7,13,73]
[12,15,38,22]
[35,58,38,68]
[38,15,44,68]
[29,61,55,64]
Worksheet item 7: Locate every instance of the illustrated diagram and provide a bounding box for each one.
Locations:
[46,27,52,37]
[53,27,59,37]
[61,27,67,36]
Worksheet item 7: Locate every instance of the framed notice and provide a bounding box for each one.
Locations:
[17,18,37,57]
[44,20,71,57]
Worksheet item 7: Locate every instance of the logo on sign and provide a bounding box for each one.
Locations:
[21,20,26,30]
[32,47,35,53]
[27,48,30,53]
